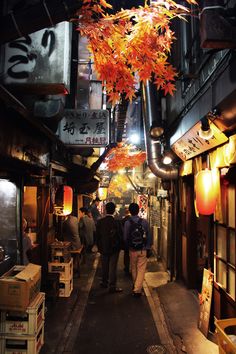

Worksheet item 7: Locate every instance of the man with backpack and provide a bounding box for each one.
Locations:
[96,202,123,293]
[124,202,152,297]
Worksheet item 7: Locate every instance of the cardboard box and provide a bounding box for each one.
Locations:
[0,263,41,312]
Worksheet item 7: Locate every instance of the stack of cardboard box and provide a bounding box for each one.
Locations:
[0,264,44,354]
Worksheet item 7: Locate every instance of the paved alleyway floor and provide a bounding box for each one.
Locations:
[41,252,219,354]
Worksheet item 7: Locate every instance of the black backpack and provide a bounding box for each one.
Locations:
[127,218,146,250]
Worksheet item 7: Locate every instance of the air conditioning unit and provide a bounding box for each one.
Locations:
[200,1,236,49]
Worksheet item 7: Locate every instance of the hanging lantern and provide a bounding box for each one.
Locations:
[195,169,217,215]
[54,185,73,216]
[98,187,108,201]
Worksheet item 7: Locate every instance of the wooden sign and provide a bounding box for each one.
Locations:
[198,268,214,337]
[171,120,228,161]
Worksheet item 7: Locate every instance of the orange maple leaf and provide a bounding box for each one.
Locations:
[163,82,176,96]
[76,0,198,103]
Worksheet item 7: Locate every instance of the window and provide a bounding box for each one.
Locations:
[0,179,18,274]
[214,180,236,301]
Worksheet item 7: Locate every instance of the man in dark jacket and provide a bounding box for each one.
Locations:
[96,202,123,293]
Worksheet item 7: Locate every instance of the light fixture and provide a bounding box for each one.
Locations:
[54,185,73,216]
[149,121,164,139]
[98,187,108,200]
[198,117,213,140]
[162,152,173,165]
[162,144,174,165]
[129,133,140,145]
[195,169,217,215]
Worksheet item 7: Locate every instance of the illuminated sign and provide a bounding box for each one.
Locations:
[171,120,228,161]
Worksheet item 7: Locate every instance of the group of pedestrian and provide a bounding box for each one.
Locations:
[96,201,152,298]
[61,197,152,297]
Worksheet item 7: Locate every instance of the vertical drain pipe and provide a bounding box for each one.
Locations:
[141,81,178,180]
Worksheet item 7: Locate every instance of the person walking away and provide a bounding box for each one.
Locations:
[124,202,152,297]
[122,208,131,275]
[79,207,96,253]
[62,212,82,275]
[90,197,102,224]
[96,202,123,293]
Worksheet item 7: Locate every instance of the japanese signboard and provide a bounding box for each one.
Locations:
[3,22,71,94]
[171,120,228,161]
[198,268,214,337]
[58,109,109,147]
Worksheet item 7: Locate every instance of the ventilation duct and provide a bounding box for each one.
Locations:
[200,0,236,49]
[141,81,178,180]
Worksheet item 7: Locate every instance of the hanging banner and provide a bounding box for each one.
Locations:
[58,109,109,147]
[137,195,148,219]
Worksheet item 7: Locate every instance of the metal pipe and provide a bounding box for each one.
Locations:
[142,81,178,180]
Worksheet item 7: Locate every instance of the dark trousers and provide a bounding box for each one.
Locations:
[101,251,120,289]
[124,249,130,273]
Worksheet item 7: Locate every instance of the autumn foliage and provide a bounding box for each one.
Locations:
[104,143,146,171]
[108,174,131,198]
[76,0,197,104]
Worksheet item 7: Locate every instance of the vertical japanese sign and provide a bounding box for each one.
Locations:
[198,268,214,337]
[59,109,109,147]
[137,195,148,219]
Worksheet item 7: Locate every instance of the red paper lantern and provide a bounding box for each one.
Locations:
[195,169,217,215]
[55,185,73,216]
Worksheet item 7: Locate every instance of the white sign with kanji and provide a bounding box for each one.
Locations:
[59,109,109,147]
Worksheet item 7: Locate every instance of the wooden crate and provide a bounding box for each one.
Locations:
[215,318,236,354]
[0,292,45,336]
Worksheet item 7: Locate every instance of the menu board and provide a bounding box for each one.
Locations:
[198,268,214,337]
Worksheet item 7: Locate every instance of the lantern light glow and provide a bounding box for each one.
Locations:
[98,187,108,200]
[195,169,217,215]
[54,185,73,216]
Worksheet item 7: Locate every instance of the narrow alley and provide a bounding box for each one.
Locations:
[41,252,218,354]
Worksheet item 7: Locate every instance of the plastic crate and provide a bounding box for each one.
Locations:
[215,318,236,354]
[51,254,71,263]
[0,292,45,336]
[59,278,73,297]
[0,323,44,354]
[50,241,71,261]
[48,258,73,280]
